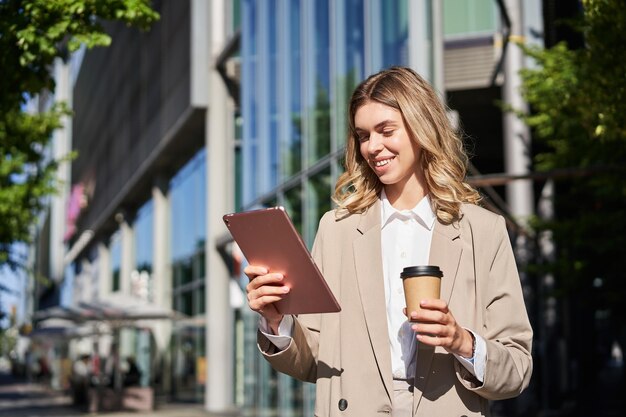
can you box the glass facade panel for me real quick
[170,325,206,402]
[306,167,332,247]
[443,0,497,37]
[335,0,365,150]
[380,0,409,68]
[284,185,303,235]
[284,0,302,178]
[171,150,206,261]
[134,199,154,301]
[267,0,280,187]
[169,148,207,402]
[242,0,258,203]
[309,0,331,165]
[110,231,121,292]
[240,1,414,415]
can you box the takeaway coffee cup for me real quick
[401,265,443,321]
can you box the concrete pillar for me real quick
[118,214,135,296]
[117,214,135,362]
[431,0,445,97]
[205,0,235,411]
[97,242,111,298]
[408,0,434,82]
[503,0,534,222]
[50,59,72,283]
[151,177,172,392]
[500,3,536,414]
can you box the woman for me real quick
[245,66,533,416]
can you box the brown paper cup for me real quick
[401,265,443,321]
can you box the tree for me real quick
[0,0,159,270]
[518,0,626,407]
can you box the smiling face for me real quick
[355,101,426,207]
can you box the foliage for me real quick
[519,0,626,319]
[0,0,159,270]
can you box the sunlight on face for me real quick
[355,101,423,202]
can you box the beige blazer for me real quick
[258,200,533,416]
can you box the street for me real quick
[0,371,231,417]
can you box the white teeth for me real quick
[374,159,391,167]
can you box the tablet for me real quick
[223,207,341,314]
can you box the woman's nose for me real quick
[367,133,384,154]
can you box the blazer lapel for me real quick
[413,220,463,413]
[352,200,394,401]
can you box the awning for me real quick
[33,294,183,328]
[28,318,100,340]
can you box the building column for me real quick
[97,242,111,299]
[408,0,434,82]
[500,1,537,414]
[50,58,72,284]
[151,177,172,392]
[503,0,534,221]
[118,213,135,296]
[117,213,136,361]
[206,0,235,411]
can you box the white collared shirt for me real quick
[380,190,436,378]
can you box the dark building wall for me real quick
[447,86,504,175]
[71,0,198,238]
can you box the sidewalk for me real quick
[99,403,238,417]
[0,371,238,417]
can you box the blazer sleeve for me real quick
[455,215,533,400]
[256,212,332,383]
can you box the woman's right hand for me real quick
[244,265,289,334]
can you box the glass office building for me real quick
[240,1,411,415]
[238,0,505,415]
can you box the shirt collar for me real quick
[380,189,437,231]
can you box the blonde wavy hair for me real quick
[333,66,481,224]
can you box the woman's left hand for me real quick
[408,299,475,358]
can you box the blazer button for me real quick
[338,398,348,411]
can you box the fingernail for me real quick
[283,286,290,293]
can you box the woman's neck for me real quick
[384,181,428,210]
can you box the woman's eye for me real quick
[382,130,394,137]
[358,135,369,142]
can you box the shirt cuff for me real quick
[453,328,486,383]
[258,315,294,351]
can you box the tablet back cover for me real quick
[223,207,340,314]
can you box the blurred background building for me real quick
[19,0,621,416]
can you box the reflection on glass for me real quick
[284,185,303,235]
[110,231,121,292]
[381,0,409,68]
[134,199,154,301]
[335,0,364,150]
[242,307,260,415]
[268,0,279,187]
[242,0,258,201]
[313,86,331,161]
[170,149,206,262]
[235,114,243,211]
[279,373,304,417]
[284,0,302,177]
[307,167,332,247]
[309,0,331,165]
[170,326,206,402]
[169,148,207,402]
[197,284,206,314]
